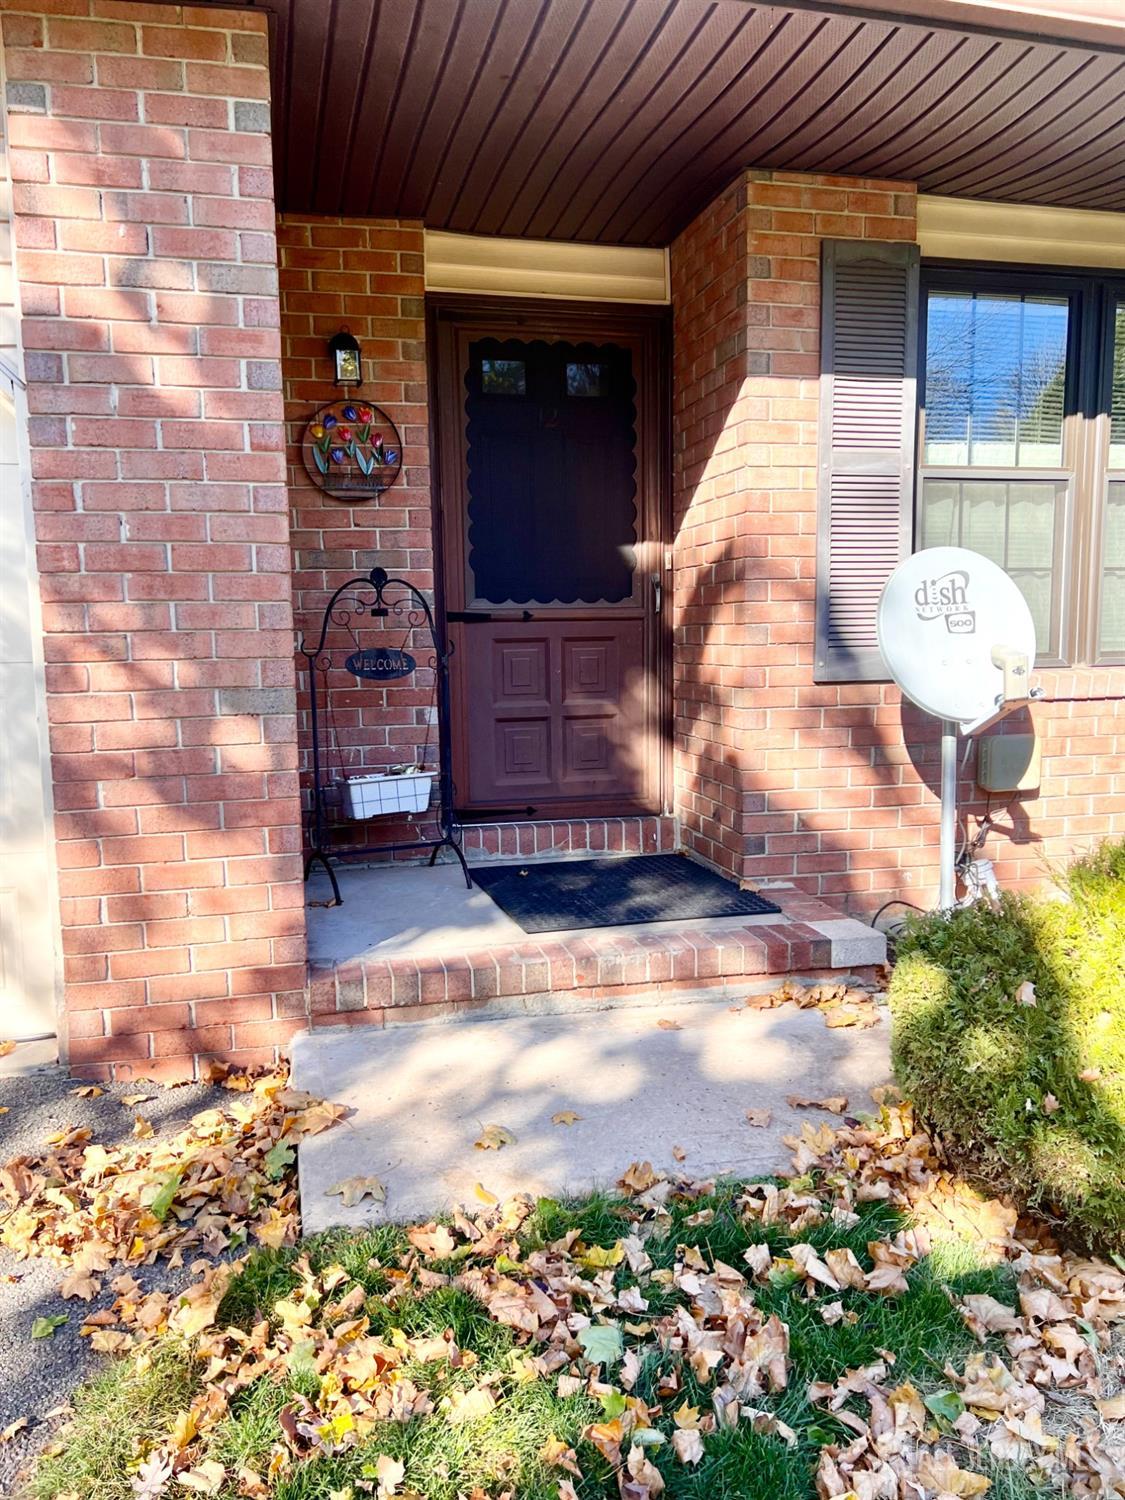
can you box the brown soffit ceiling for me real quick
[251,0,1125,244]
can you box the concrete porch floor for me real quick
[291,993,893,1231]
[304,861,823,964]
[306,862,527,962]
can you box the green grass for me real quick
[890,835,1125,1250]
[32,1342,200,1500]
[31,1180,1031,1500]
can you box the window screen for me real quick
[464,339,638,607]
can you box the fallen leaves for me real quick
[744,1107,772,1127]
[1014,979,1037,1006]
[15,1055,1125,1500]
[961,1293,1022,1337]
[786,1094,848,1114]
[551,1110,582,1126]
[618,1160,661,1195]
[747,978,881,1029]
[407,1222,457,1259]
[915,1449,991,1495]
[576,1323,624,1367]
[326,1175,387,1208]
[0,1065,350,1306]
[177,1458,226,1493]
[368,1454,405,1496]
[539,1435,582,1477]
[31,1313,67,1339]
[667,1420,702,1466]
[622,1442,665,1496]
[474,1123,516,1150]
[59,1267,101,1301]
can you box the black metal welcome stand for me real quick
[298,566,469,906]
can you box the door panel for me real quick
[435,300,668,820]
[464,620,644,807]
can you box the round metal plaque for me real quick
[300,399,403,501]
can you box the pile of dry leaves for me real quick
[747,978,883,1030]
[792,1108,1125,1500]
[0,1067,348,1305]
[17,1090,1124,1500]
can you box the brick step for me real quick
[305,881,885,1031]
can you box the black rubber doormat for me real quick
[470,854,781,933]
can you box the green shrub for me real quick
[889,837,1125,1251]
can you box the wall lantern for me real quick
[328,327,362,387]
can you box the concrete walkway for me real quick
[291,996,892,1233]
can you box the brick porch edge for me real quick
[305,889,887,1028]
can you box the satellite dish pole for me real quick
[938,718,957,911]
[876,547,1043,911]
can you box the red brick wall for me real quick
[278,216,439,852]
[671,169,1125,912]
[4,1,307,1077]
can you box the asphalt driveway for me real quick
[0,1060,223,1496]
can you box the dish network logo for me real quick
[914,569,976,635]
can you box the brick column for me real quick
[277,217,434,849]
[3,2,307,1077]
[671,171,917,896]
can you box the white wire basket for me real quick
[342,771,433,819]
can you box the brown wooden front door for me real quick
[432,299,668,820]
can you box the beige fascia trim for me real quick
[918,195,1125,270]
[424,229,670,304]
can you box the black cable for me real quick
[870,897,926,927]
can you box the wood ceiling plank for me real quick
[556,4,771,244]
[256,0,1125,239]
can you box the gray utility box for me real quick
[976,732,1040,793]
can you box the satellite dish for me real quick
[877,547,1042,910]
[877,547,1037,731]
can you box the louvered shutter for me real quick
[814,239,920,682]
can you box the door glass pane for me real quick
[1101,482,1125,653]
[923,291,1068,467]
[920,477,1065,652]
[480,359,526,396]
[465,339,637,606]
[566,362,610,397]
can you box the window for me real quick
[565,361,610,397]
[919,270,1125,665]
[923,292,1067,467]
[1102,302,1125,654]
[480,358,526,396]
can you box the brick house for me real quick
[2,0,1124,1077]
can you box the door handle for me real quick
[651,572,662,615]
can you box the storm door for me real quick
[432,302,667,818]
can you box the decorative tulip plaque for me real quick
[300,399,403,500]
